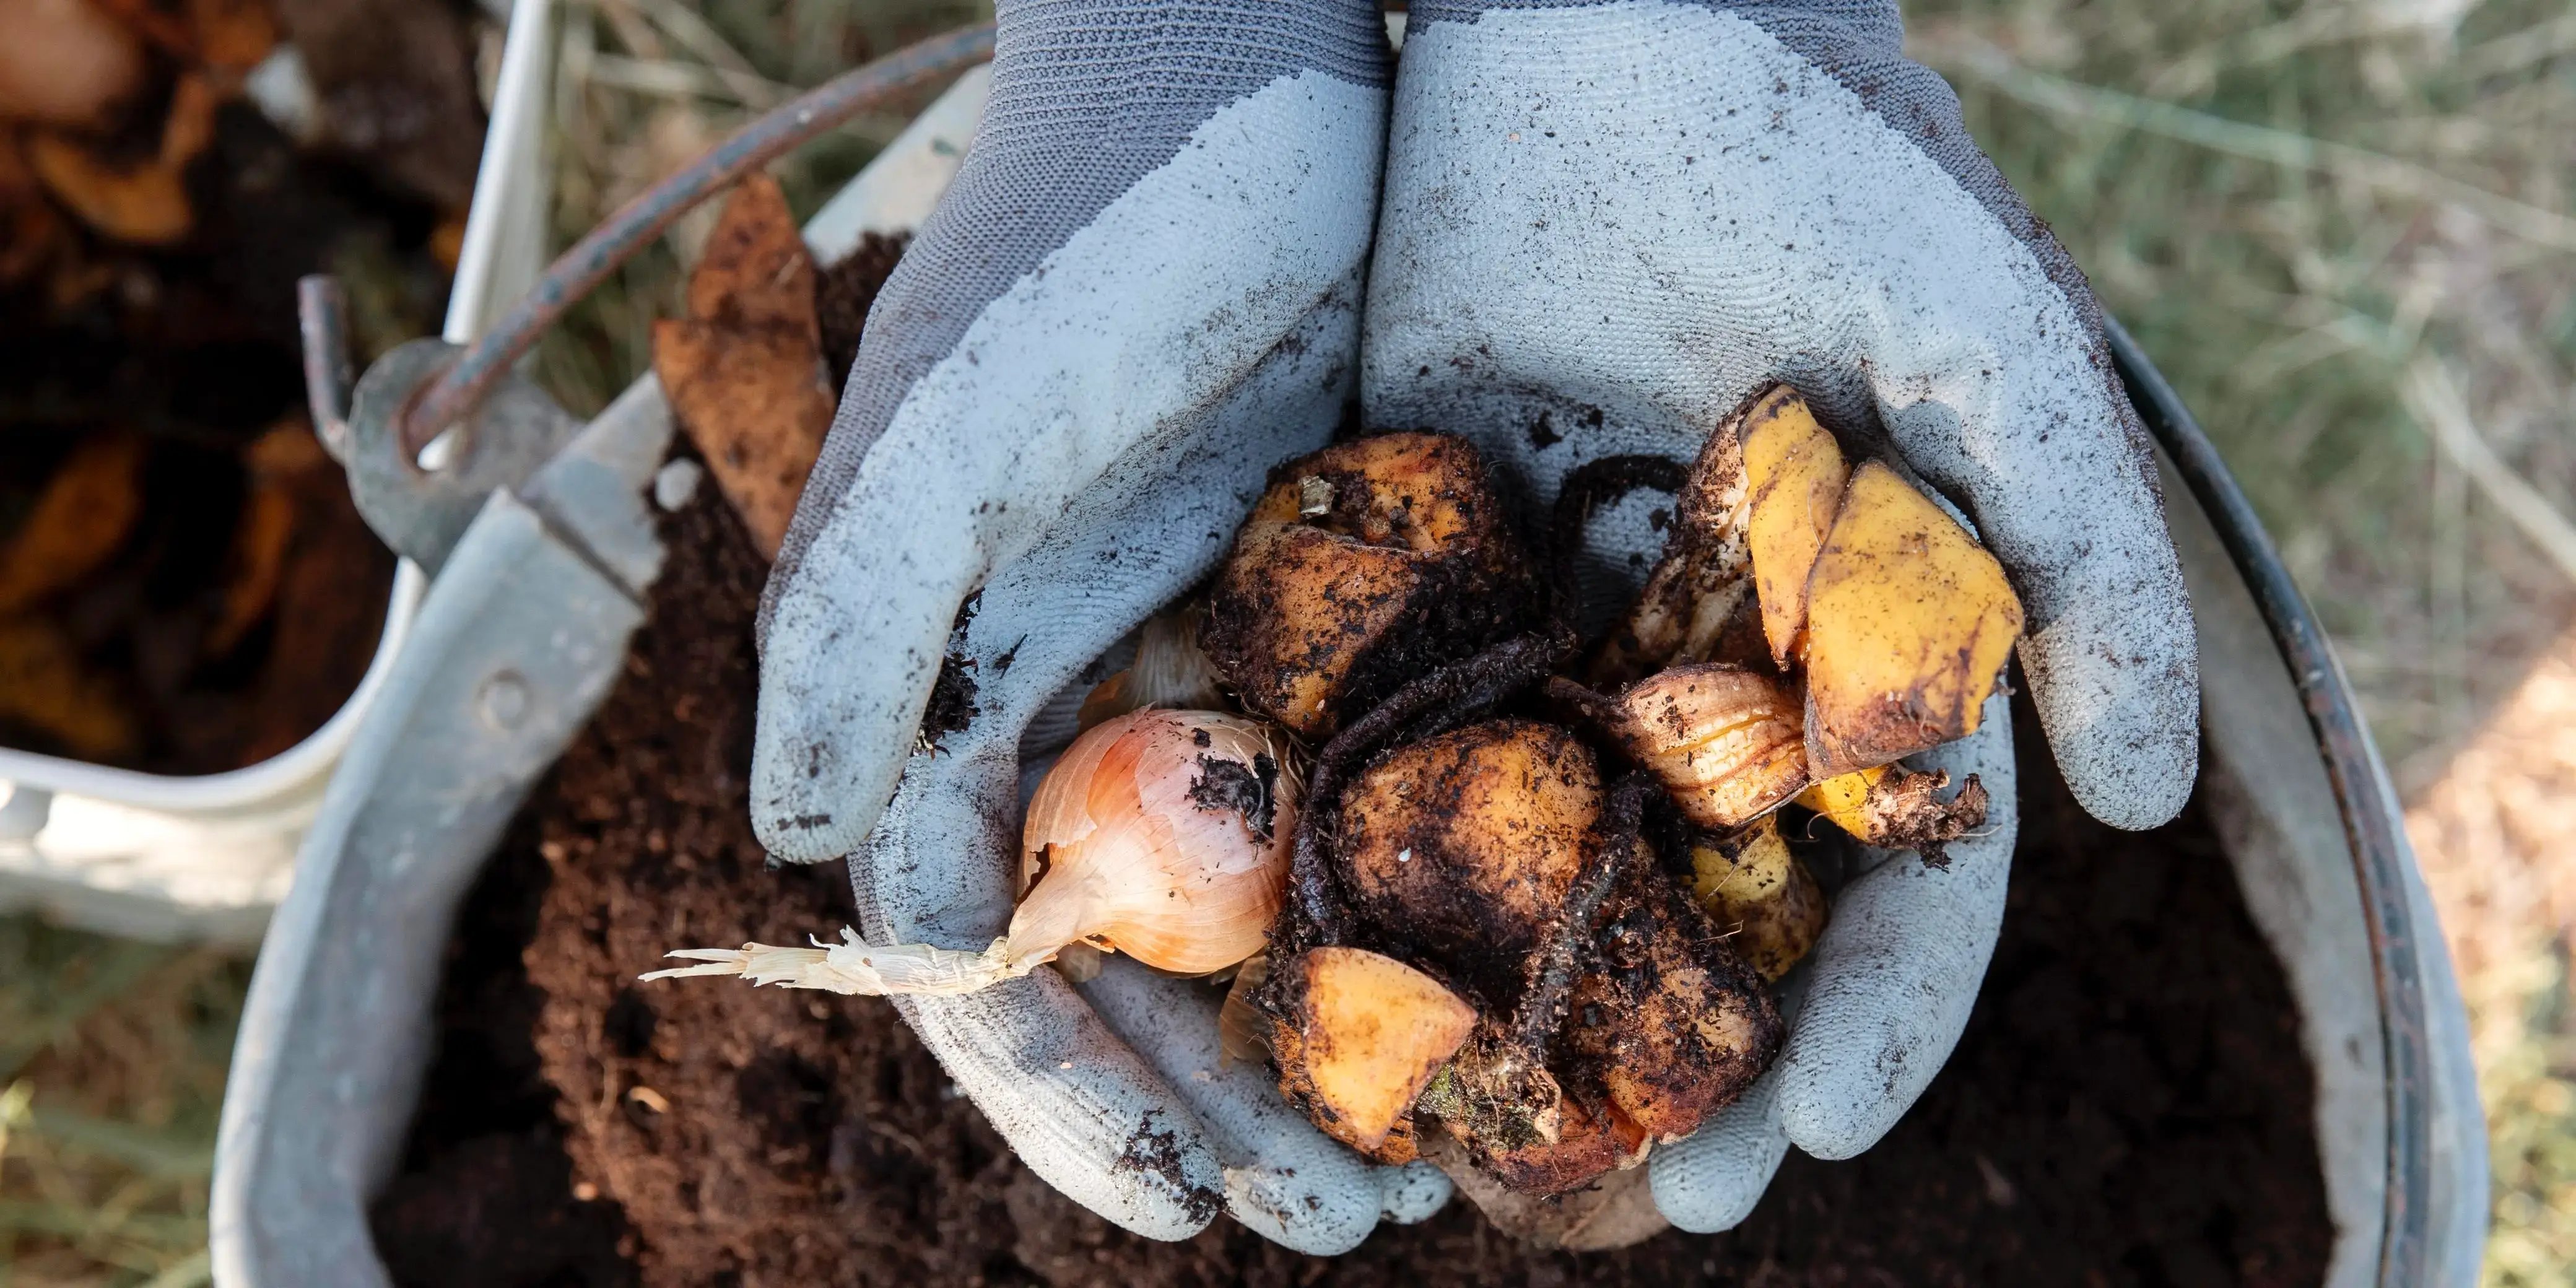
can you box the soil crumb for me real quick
[378,484,2332,1287]
[816,230,907,392]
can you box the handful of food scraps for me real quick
[652,383,2021,1214]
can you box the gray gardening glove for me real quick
[746,0,1443,1255]
[1366,0,2196,1232]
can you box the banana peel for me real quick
[1603,385,2022,785]
[1794,764,1990,866]
[1740,386,1847,671]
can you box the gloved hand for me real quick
[748,0,1440,1255]
[1364,0,2197,1232]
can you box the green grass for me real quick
[12,0,2576,1282]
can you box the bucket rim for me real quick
[2107,316,2432,1288]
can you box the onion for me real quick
[647,709,1296,995]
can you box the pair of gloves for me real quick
[748,0,2200,1254]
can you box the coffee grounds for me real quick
[373,473,2332,1287]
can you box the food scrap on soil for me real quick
[0,0,468,773]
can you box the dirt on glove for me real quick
[372,466,2332,1286]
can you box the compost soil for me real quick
[376,484,2333,1287]
[814,230,907,393]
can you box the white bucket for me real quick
[0,0,557,946]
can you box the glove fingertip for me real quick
[2071,725,2198,832]
[1770,860,1995,1161]
[1378,1160,1453,1225]
[1649,1079,1790,1233]
[750,694,892,862]
[1226,1164,1380,1255]
[2014,533,2200,833]
[1775,1083,1900,1162]
[1079,957,1386,1254]
[750,529,975,863]
[907,980,1228,1242]
[2024,657,2198,832]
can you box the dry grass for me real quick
[0,920,245,1287]
[2409,630,2576,1286]
[529,0,986,416]
[1910,0,2576,783]
[10,0,2576,1283]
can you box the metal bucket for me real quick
[2115,321,2486,1285]
[207,23,2486,1286]
[207,54,991,1288]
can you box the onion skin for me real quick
[1015,708,1295,976]
[646,710,1295,996]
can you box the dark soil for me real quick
[375,478,2333,1287]
[376,228,2325,1288]
[815,230,908,392]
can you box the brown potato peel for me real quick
[1205,434,1538,739]
[651,175,836,560]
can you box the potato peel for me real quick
[1425,1033,1640,1194]
[1336,719,1600,1011]
[1561,855,1783,1139]
[1739,386,1848,669]
[1206,434,1536,739]
[1800,460,2023,778]
[1317,718,1782,1191]
[1269,946,1477,1160]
